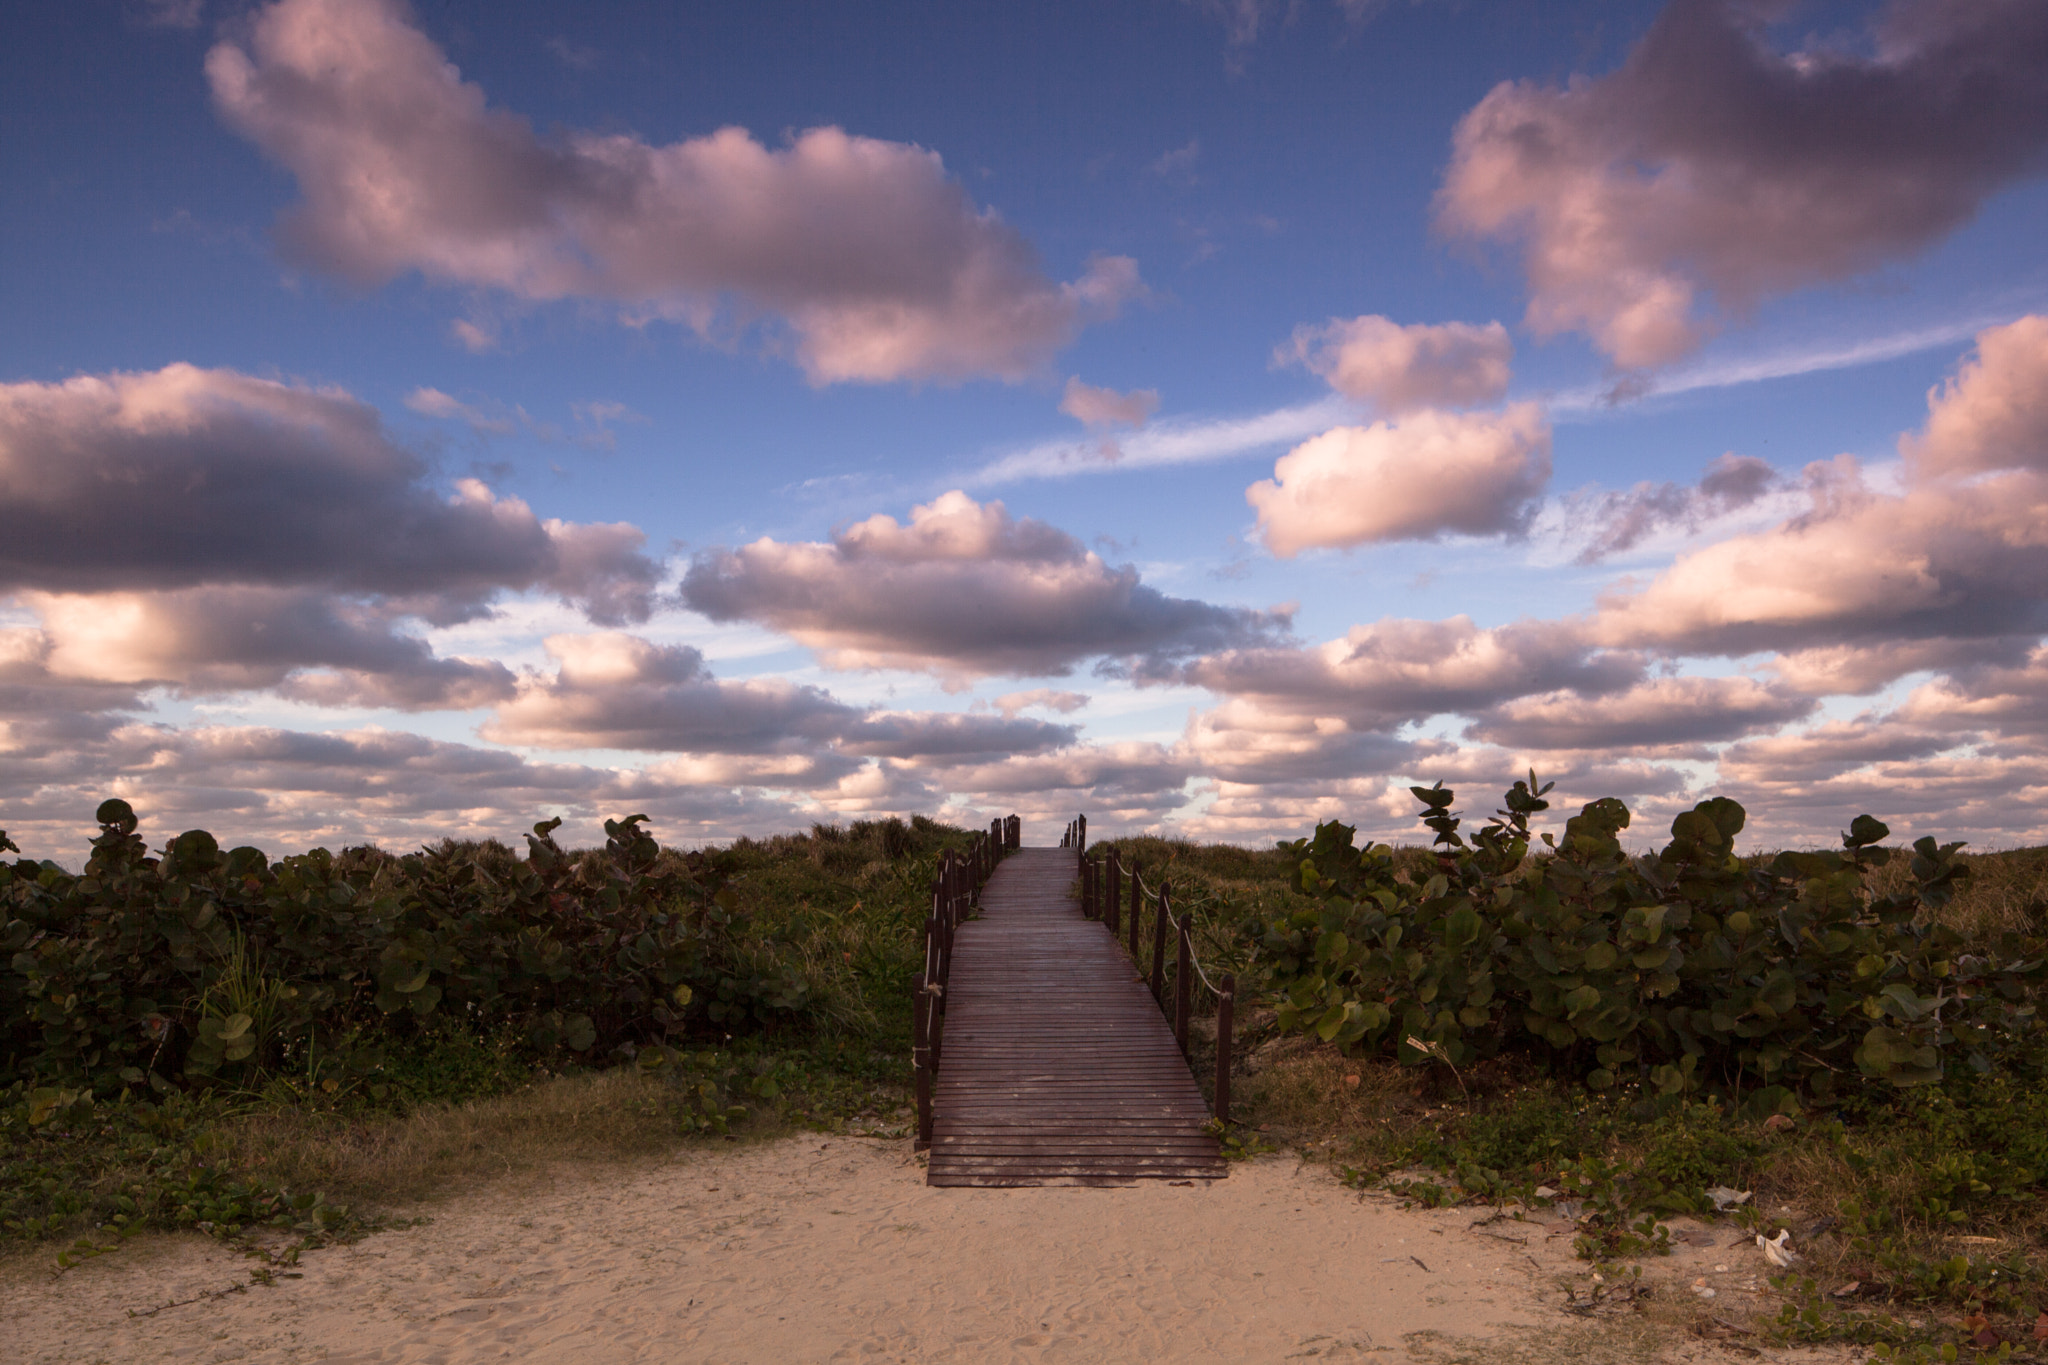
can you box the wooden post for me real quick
[1078,813,1087,853]
[1215,973,1235,1125]
[1149,877,1170,1001]
[1174,901,1192,1055]
[1106,849,1120,936]
[1083,857,1095,919]
[934,885,952,1003]
[1127,859,1142,958]
[912,970,933,1151]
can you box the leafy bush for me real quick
[1,802,842,1095]
[1256,779,2047,1100]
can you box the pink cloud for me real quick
[680,490,1290,679]
[1467,675,1813,751]
[1903,315,2048,478]
[208,0,1138,384]
[991,688,1091,718]
[1592,464,2048,659]
[1590,326,2048,664]
[482,632,1079,764]
[1060,377,1159,428]
[1276,315,1511,414]
[1900,645,2048,740]
[1187,615,1638,729]
[26,586,515,711]
[1247,403,1551,554]
[1438,0,2048,367]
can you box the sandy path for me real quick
[5,1138,1822,1364]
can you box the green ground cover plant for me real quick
[2,805,962,1263]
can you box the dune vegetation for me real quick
[7,788,2047,1357]
[1098,783,2048,1361]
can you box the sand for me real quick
[4,1139,1842,1364]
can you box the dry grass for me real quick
[1866,844,2048,938]
[213,1070,717,1215]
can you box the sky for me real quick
[4,0,2048,860]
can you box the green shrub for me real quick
[1,804,837,1094]
[1255,779,2046,1100]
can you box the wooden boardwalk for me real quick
[926,847,1228,1187]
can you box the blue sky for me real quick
[4,0,2047,858]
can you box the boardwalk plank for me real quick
[924,846,1227,1188]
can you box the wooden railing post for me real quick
[934,883,952,1003]
[1105,848,1120,936]
[1174,903,1192,1055]
[924,913,945,1069]
[912,970,933,1151]
[1083,856,1096,919]
[1149,878,1170,1002]
[1215,973,1235,1125]
[1127,859,1142,958]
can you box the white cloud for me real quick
[1247,403,1552,554]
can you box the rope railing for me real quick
[1074,826,1238,1126]
[912,814,1021,1152]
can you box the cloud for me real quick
[545,36,599,71]
[841,711,1079,763]
[1182,696,1421,785]
[1711,713,2048,848]
[449,319,497,353]
[1147,139,1202,181]
[1184,0,1278,66]
[1466,674,1813,751]
[404,386,516,434]
[1438,0,2048,367]
[1593,468,2048,659]
[0,719,829,859]
[930,741,1191,806]
[1546,310,2030,415]
[1590,324,2048,664]
[990,688,1090,718]
[1564,451,1778,562]
[207,0,1139,384]
[680,491,1292,679]
[1276,316,1512,414]
[0,364,660,622]
[483,633,863,754]
[975,396,1348,484]
[1900,644,2048,740]
[1247,402,1551,554]
[1768,637,2027,697]
[1187,615,1639,729]
[26,587,516,711]
[137,0,205,28]
[1903,314,2048,477]
[482,632,1079,765]
[0,629,148,750]
[1060,377,1159,429]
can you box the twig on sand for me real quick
[127,1280,250,1318]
